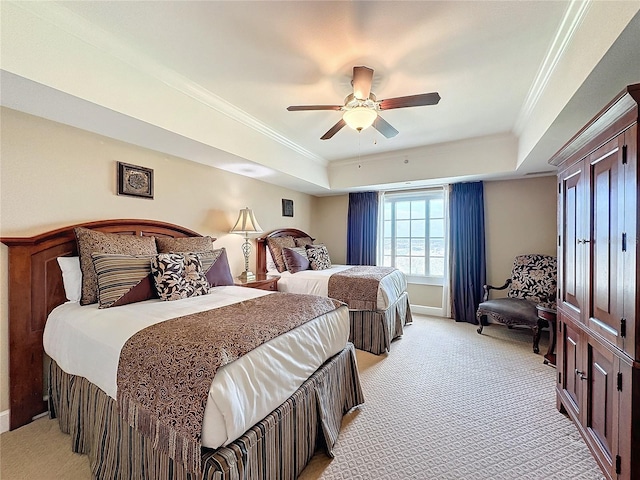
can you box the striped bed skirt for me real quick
[48,343,364,480]
[349,291,413,355]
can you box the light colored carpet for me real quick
[0,315,604,480]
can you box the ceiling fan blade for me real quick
[373,116,399,138]
[321,119,346,140]
[352,66,374,100]
[379,92,441,110]
[287,105,343,111]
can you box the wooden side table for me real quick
[234,273,280,291]
[536,304,557,366]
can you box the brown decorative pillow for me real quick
[92,254,156,308]
[156,236,215,253]
[294,236,314,247]
[305,244,332,270]
[282,247,310,273]
[266,236,296,273]
[198,248,234,286]
[75,227,157,305]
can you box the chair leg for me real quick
[532,324,541,354]
[476,313,484,334]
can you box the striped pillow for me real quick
[91,254,156,308]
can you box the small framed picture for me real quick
[117,162,154,199]
[282,199,294,217]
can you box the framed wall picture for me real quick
[117,162,154,199]
[282,199,294,217]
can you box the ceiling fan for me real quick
[287,66,441,140]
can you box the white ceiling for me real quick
[1,1,639,195]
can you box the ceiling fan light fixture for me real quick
[343,107,377,132]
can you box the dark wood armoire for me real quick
[549,83,640,480]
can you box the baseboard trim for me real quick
[0,409,9,434]
[410,305,444,317]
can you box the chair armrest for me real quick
[482,279,511,302]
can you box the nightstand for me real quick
[234,273,280,291]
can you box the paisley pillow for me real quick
[294,236,314,247]
[266,236,296,273]
[156,236,215,253]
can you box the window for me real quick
[380,188,447,285]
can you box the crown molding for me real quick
[514,0,591,134]
[10,1,327,166]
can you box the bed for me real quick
[257,228,413,355]
[1,219,364,480]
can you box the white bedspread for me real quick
[276,265,407,310]
[43,286,349,449]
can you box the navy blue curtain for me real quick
[450,182,486,323]
[347,191,378,265]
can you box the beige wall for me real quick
[483,176,558,297]
[0,107,315,413]
[310,195,349,264]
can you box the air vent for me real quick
[525,170,556,176]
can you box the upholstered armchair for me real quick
[476,254,557,353]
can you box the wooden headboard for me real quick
[256,228,314,275]
[1,219,203,430]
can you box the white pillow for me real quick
[57,256,82,302]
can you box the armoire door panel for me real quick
[588,137,623,349]
[562,319,582,415]
[587,345,614,460]
[560,165,585,317]
[585,340,619,477]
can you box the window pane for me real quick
[384,238,392,255]
[430,258,445,276]
[411,201,425,219]
[430,199,444,218]
[411,220,425,237]
[430,219,444,237]
[384,202,392,219]
[396,256,410,274]
[384,220,392,237]
[411,257,425,275]
[383,256,392,267]
[411,238,425,255]
[396,238,410,255]
[397,220,410,237]
[430,238,444,256]
[396,201,411,219]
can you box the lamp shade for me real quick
[343,107,377,132]
[230,207,263,234]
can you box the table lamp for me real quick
[229,207,263,281]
